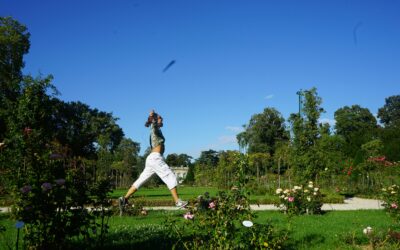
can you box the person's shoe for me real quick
[118,197,128,216]
[175,199,188,209]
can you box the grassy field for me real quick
[1,210,398,249]
[0,186,344,207]
[110,186,344,206]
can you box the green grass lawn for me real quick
[110,186,344,206]
[2,210,398,250]
[0,186,344,207]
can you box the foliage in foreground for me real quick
[167,153,288,249]
[382,184,400,222]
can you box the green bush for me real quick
[382,184,400,223]
[167,153,288,249]
[275,181,323,215]
[12,131,113,249]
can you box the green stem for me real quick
[16,228,20,250]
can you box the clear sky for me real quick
[1,0,399,159]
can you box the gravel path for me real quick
[0,198,384,213]
[142,197,385,211]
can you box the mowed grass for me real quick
[106,210,396,250]
[1,210,396,250]
[111,186,219,201]
[0,186,344,207]
[255,210,398,250]
[110,186,344,205]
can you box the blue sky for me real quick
[1,0,399,158]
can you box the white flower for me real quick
[307,197,311,202]
[276,188,283,194]
[242,220,253,227]
[294,186,301,190]
[363,226,373,235]
[283,189,290,194]
[304,189,309,193]
[382,188,387,192]
[391,191,397,194]
[314,187,319,192]
[308,184,313,188]
[284,197,288,200]
[313,192,317,196]
[280,195,285,199]
[324,168,328,171]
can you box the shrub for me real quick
[167,153,288,249]
[12,131,113,249]
[382,184,400,222]
[275,181,323,215]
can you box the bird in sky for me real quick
[162,60,176,73]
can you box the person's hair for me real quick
[145,113,158,127]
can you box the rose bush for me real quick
[167,153,288,249]
[381,184,400,222]
[11,128,113,249]
[275,181,323,215]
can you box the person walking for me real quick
[119,110,187,214]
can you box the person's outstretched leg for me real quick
[170,187,188,208]
[119,163,154,215]
[124,185,138,200]
[147,153,187,208]
[170,187,179,203]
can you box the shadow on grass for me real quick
[285,233,326,250]
[71,225,177,250]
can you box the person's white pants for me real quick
[132,152,178,190]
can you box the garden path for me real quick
[0,197,384,213]
[143,197,384,211]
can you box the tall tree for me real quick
[0,17,31,140]
[237,107,289,155]
[334,105,377,157]
[377,95,400,161]
[195,149,220,167]
[111,138,140,187]
[378,95,400,127]
[288,87,326,180]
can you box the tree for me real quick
[248,152,271,183]
[195,149,219,167]
[0,17,31,140]
[237,107,289,155]
[111,138,140,188]
[193,150,220,186]
[377,95,400,161]
[288,87,326,180]
[378,95,400,127]
[50,100,123,159]
[334,105,377,157]
[166,153,179,166]
[0,17,30,97]
[215,150,242,188]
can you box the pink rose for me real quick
[391,203,398,209]
[208,201,216,209]
[183,212,194,220]
[288,197,294,202]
